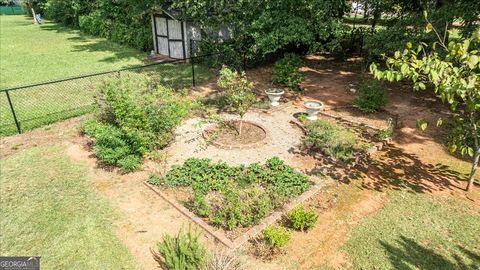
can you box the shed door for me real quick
[155,17,169,56]
[167,19,185,59]
[154,16,186,59]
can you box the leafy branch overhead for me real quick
[370,22,480,191]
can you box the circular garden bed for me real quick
[202,120,267,149]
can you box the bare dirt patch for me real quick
[203,120,267,148]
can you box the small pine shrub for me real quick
[272,53,305,91]
[288,205,318,231]
[303,119,360,161]
[263,225,291,248]
[153,226,207,270]
[352,80,387,113]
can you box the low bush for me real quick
[272,53,305,91]
[153,226,207,270]
[161,157,310,230]
[303,119,362,161]
[288,205,318,231]
[352,80,387,113]
[83,120,142,172]
[262,225,291,248]
[84,76,190,171]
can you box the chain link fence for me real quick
[1,54,219,136]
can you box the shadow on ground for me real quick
[353,145,469,193]
[381,236,480,270]
[39,23,145,64]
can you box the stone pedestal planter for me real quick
[265,88,285,107]
[304,101,323,121]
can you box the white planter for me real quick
[265,89,285,107]
[304,101,323,121]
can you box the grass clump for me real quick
[159,157,311,230]
[288,205,318,231]
[83,76,190,172]
[303,119,362,161]
[352,79,387,113]
[263,225,291,248]
[272,53,305,91]
[153,226,207,270]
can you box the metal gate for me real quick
[153,16,186,59]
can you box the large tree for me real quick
[172,0,348,57]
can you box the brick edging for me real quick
[143,182,235,248]
[143,179,325,250]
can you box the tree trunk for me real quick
[239,119,244,136]
[467,113,479,192]
[467,148,480,191]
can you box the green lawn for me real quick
[0,144,136,269]
[0,15,214,136]
[0,15,145,88]
[342,191,480,269]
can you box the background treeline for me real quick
[23,0,479,62]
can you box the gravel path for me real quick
[163,103,317,170]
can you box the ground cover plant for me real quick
[83,76,190,171]
[154,157,311,231]
[0,145,136,269]
[352,79,387,113]
[303,119,366,162]
[272,53,305,91]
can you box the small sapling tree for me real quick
[370,15,480,191]
[217,67,256,135]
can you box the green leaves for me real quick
[163,157,310,230]
[218,67,256,119]
[416,119,428,131]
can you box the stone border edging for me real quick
[143,179,325,250]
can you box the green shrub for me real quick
[303,120,360,161]
[154,226,207,270]
[84,76,190,171]
[83,120,142,172]
[263,225,291,248]
[163,157,310,230]
[272,53,305,91]
[352,80,387,113]
[288,205,318,231]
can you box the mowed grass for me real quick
[0,145,136,269]
[0,15,214,136]
[342,191,480,269]
[0,15,145,87]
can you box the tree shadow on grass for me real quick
[381,236,480,270]
[352,145,470,193]
[39,23,146,64]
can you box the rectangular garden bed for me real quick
[145,157,324,249]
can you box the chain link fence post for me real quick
[190,39,196,87]
[5,90,21,134]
